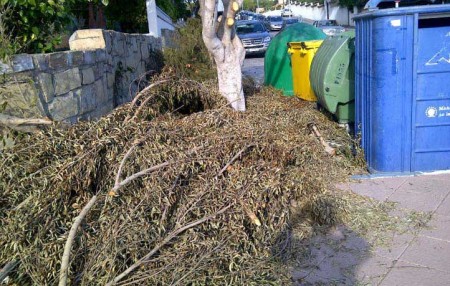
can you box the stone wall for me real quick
[0,29,163,123]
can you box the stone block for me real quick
[87,99,114,119]
[48,92,79,121]
[94,63,105,80]
[54,68,82,95]
[11,54,34,72]
[96,49,106,62]
[149,37,163,50]
[106,72,115,90]
[127,37,138,53]
[126,55,140,70]
[104,64,113,74]
[70,51,84,66]
[0,61,12,74]
[32,54,49,70]
[49,52,68,70]
[103,31,113,54]
[69,29,106,51]
[94,79,109,103]
[107,55,113,66]
[37,73,55,102]
[137,61,146,75]
[83,50,97,65]
[140,43,150,59]
[0,78,44,118]
[112,40,125,56]
[78,85,97,114]
[81,68,95,85]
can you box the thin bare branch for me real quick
[0,114,53,126]
[105,204,233,286]
[216,144,255,178]
[0,260,19,282]
[59,195,98,286]
[114,145,137,188]
[111,161,172,193]
[129,79,170,108]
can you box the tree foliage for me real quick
[156,0,189,21]
[338,0,367,8]
[164,18,216,81]
[102,0,148,33]
[1,0,74,54]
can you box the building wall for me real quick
[265,3,356,26]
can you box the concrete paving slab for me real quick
[436,194,450,217]
[399,235,450,272]
[355,254,394,286]
[420,214,450,242]
[340,229,371,253]
[346,177,407,202]
[395,175,450,195]
[374,232,416,260]
[387,185,449,212]
[380,260,450,286]
[417,173,450,182]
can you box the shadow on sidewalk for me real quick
[272,209,373,285]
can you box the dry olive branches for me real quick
[1,74,366,285]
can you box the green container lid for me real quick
[264,23,326,96]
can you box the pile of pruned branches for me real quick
[0,72,365,285]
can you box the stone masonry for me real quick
[0,29,163,123]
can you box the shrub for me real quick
[0,0,74,54]
[163,18,216,81]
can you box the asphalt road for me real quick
[242,55,265,85]
[241,31,278,85]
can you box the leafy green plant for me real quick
[103,0,148,33]
[156,0,189,21]
[0,6,16,60]
[1,0,74,54]
[163,18,216,81]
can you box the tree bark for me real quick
[88,2,96,29]
[200,0,246,111]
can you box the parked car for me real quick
[253,13,266,22]
[282,17,300,29]
[281,8,293,17]
[236,20,272,56]
[312,19,346,36]
[265,16,284,31]
[237,11,255,21]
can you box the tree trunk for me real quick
[216,52,245,111]
[97,6,106,29]
[88,2,96,28]
[200,0,246,111]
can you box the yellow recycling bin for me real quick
[287,40,323,101]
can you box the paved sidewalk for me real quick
[291,173,450,286]
[343,173,450,285]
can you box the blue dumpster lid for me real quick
[354,4,450,19]
[364,0,439,10]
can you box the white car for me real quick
[281,8,293,17]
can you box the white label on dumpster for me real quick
[390,19,401,27]
[425,106,450,118]
[426,106,438,118]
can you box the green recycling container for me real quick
[310,31,355,123]
[264,23,326,96]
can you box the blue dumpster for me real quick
[354,5,450,173]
